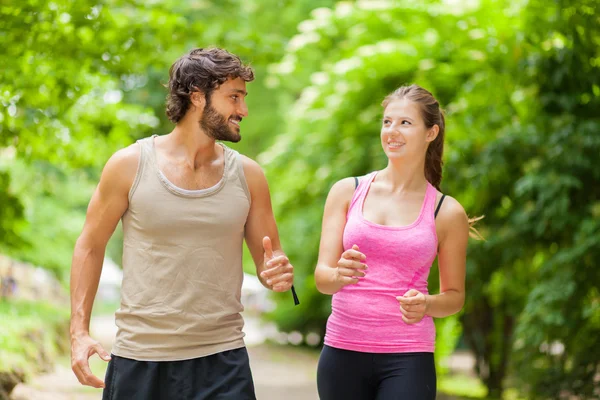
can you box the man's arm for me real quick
[70,144,139,388]
[241,156,293,292]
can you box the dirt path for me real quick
[11,314,319,400]
[10,314,474,399]
[11,345,319,400]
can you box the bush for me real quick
[0,300,69,396]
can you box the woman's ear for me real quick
[426,124,440,143]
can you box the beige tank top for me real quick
[112,135,251,361]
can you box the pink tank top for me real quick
[324,171,438,353]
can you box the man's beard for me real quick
[200,99,241,143]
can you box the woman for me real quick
[315,84,477,399]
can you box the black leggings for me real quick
[317,345,436,400]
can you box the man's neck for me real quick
[163,121,220,168]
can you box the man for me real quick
[70,48,295,399]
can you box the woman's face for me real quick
[380,98,438,162]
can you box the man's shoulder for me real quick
[238,154,265,178]
[236,155,269,199]
[238,154,260,168]
[106,142,141,171]
[100,142,142,191]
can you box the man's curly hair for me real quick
[165,48,254,123]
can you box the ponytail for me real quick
[383,84,484,240]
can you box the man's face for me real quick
[200,78,249,143]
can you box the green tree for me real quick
[447,0,600,397]
[504,0,600,397]
[0,0,173,276]
[260,0,519,387]
[0,0,336,276]
[0,170,23,249]
[261,0,600,398]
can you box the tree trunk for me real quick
[462,301,514,399]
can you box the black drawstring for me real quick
[291,285,300,305]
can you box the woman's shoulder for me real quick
[330,172,374,193]
[326,173,371,207]
[435,192,466,218]
[329,177,356,196]
[435,193,469,238]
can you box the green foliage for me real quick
[0,0,162,166]
[261,0,600,398]
[0,168,24,249]
[0,158,95,280]
[261,0,520,384]
[0,0,336,277]
[448,0,600,397]
[0,1,597,398]
[438,374,488,399]
[502,1,600,397]
[0,300,69,377]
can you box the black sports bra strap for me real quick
[435,194,446,218]
[354,176,358,189]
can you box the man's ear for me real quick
[426,124,440,143]
[190,88,206,110]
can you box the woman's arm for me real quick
[398,196,469,323]
[315,178,367,295]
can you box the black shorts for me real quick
[102,347,256,400]
[317,345,436,400]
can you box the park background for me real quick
[1,0,599,399]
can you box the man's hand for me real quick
[260,236,294,292]
[71,334,111,388]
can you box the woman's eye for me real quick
[401,120,411,125]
